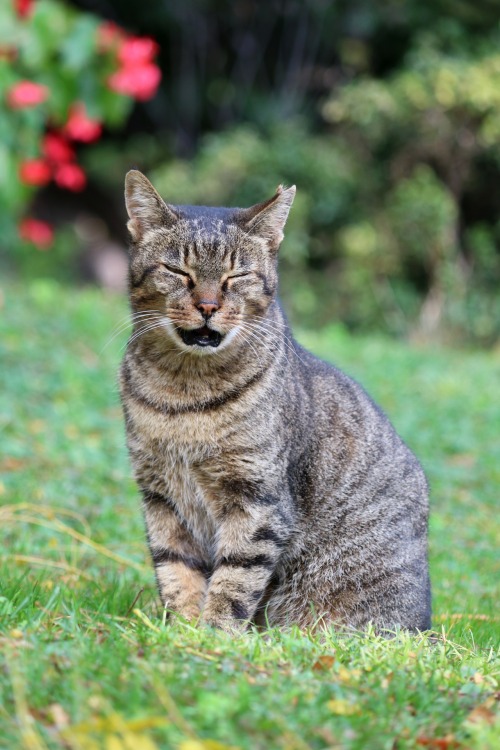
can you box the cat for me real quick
[120,169,431,633]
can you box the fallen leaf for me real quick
[313,654,336,671]
[28,419,45,434]
[119,732,159,750]
[327,699,361,715]
[0,457,24,472]
[337,666,361,684]
[472,672,484,685]
[466,703,497,725]
[49,703,70,729]
[446,453,475,468]
[381,671,394,690]
[179,742,238,750]
[416,735,459,749]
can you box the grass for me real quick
[0,278,499,750]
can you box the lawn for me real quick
[0,279,499,750]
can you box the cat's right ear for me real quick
[125,170,178,242]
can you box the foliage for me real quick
[322,36,500,343]
[1,282,499,748]
[0,0,160,257]
[68,0,500,149]
[150,31,500,343]
[3,0,500,344]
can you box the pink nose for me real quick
[197,300,219,317]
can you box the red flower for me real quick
[14,0,35,19]
[42,132,75,164]
[108,63,161,101]
[7,81,48,109]
[54,163,87,192]
[117,36,159,67]
[63,103,102,143]
[19,218,54,249]
[97,21,124,52]
[19,159,51,186]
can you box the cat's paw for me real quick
[201,613,247,634]
[202,591,250,633]
[161,602,202,624]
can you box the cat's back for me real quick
[287,340,428,522]
[269,340,431,630]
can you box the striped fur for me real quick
[119,170,431,632]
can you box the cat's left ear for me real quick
[239,185,296,250]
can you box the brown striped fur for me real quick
[119,169,431,633]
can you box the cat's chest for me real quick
[159,441,217,548]
[126,412,220,551]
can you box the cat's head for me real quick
[124,169,295,354]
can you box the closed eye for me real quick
[161,263,195,288]
[221,271,251,292]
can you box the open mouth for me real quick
[179,325,223,348]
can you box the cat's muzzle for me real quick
[179,325,223,348]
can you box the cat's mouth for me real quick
[178,325,223,348]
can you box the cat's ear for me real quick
[125,169,178,241]
[239,184,296,250]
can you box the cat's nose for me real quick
[197,300,219,318]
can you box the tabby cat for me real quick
[120,169,431,632]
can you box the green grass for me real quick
[1,279,499,750]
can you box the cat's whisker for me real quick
[248,313,295,341]
[235,328,281,369]
[248,322,305,365]
[117,309,165,332]
[237,319,306,365]
[101,311,164,353]
[120,313,163,337]
[131,318,166,336]
[234,328,266,370]
[125,320,168,350]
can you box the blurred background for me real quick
[2,0,500,345]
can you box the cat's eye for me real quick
[221,272,250,292]
[161,263,195,289]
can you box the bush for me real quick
[321,36,500,343]
[4,2,500,345]
[150,31,500,345]
[0,0,161,265]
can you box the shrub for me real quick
[150,35,500,344]
[0,0,161,263]
[321,37,500,343]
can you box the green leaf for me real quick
[60,16,99,71]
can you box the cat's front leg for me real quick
[142,490,210,621]
[202,496,291,632]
